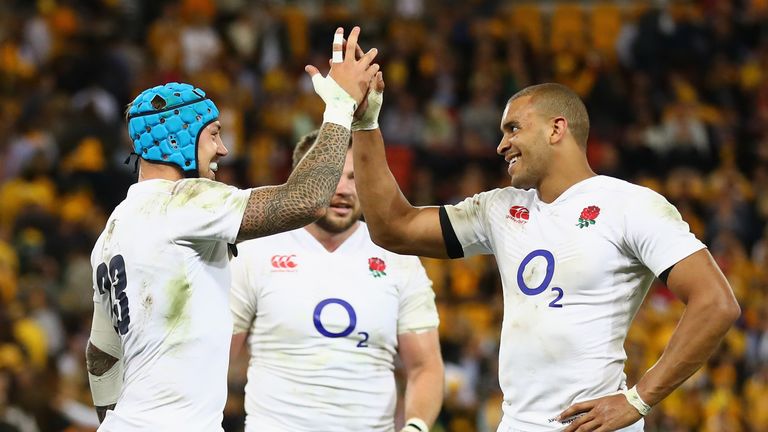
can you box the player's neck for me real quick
[305,222,360,252]
[138,161,184,182]
[537,157,596,203]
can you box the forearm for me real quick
[352,129,414,244]
[96,404,117,423]
[403,365,444,427]
[86,341,122,423]
[238,123,350,240]
[636,298,738,405]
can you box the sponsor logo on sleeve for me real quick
[506,205,530,224]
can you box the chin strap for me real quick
[123,152,140,173]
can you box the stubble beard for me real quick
[315,210,361,234]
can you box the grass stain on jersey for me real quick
[165,274,191,329]
[170,179,225,211]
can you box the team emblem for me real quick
[368,257,387,278]
[576,206,600,228]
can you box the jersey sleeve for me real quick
[396,255,440,334]
[442,191,496,257]
[229,249,259,334]
[624,188,706,277]
[168,179,251,244]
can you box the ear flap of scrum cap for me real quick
[127,82,219,176]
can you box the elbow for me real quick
[722,296,742,325]
[706,294,741,329]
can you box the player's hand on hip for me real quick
[559,393,642,432]
[304,26,379,105]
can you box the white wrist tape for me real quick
[88,359,123,406]
[311,74,356,130]
[401,417,429,432]
[352,88,383,131]
[622,386,651,416]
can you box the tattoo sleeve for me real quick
[86,341,119,376]
[96,404,116,423]
[237,123,350,241]
[87,342,120,423]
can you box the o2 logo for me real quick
[517,249,564,308]
[96,255,131,334]
[312,298,369,347]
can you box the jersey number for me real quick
[313,298,368,347]
[96,255,131,335]
[517,249,564,308]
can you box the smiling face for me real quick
[314,150,362,234]
[196,121,228,180]
[497,96,553,190]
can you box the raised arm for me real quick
[237,26,379,241]
[352,74,450,258]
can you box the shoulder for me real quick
[589,176,682,226]
[448,186,536,212]
[468,186,535,205]
[172,178,240,196]
[169,178,248,209]
[590,175,655,196]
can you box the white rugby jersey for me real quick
[230,222,439,432]
[443,175,705,432]
[90,178,250,431]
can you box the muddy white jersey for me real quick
[443,175,705,432]
[90,178,250,431]
[230,222,439,432]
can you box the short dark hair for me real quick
[508,83,590,148]
[292,130,352,169]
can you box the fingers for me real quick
[364,63,381,82]
[304,64,320,77]
[356,43,365,61]
[373,71,385,92]
[559,402,589,421]
[344,26,361,61]
[357,47,379,69]
[332,27,344,64]
[564,413,592,432]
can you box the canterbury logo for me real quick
[506,205,529,224]
[271,255,297,270]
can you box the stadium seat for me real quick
[550,3,586,54]
[510,4,544,52]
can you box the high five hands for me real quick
[304,26,379,108]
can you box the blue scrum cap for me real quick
[126,82,219,176]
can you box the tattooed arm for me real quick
[236,26,379,241]
[86,341,120,422]
[236,123,350,241]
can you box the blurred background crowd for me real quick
[0,0,767,430]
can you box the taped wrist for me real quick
[622,385,651,416]
[89,359,124,407]
[352,90,383,131]
[311,74,356,130]
[401,417,429,432]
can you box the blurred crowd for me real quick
[1,0,767,431]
